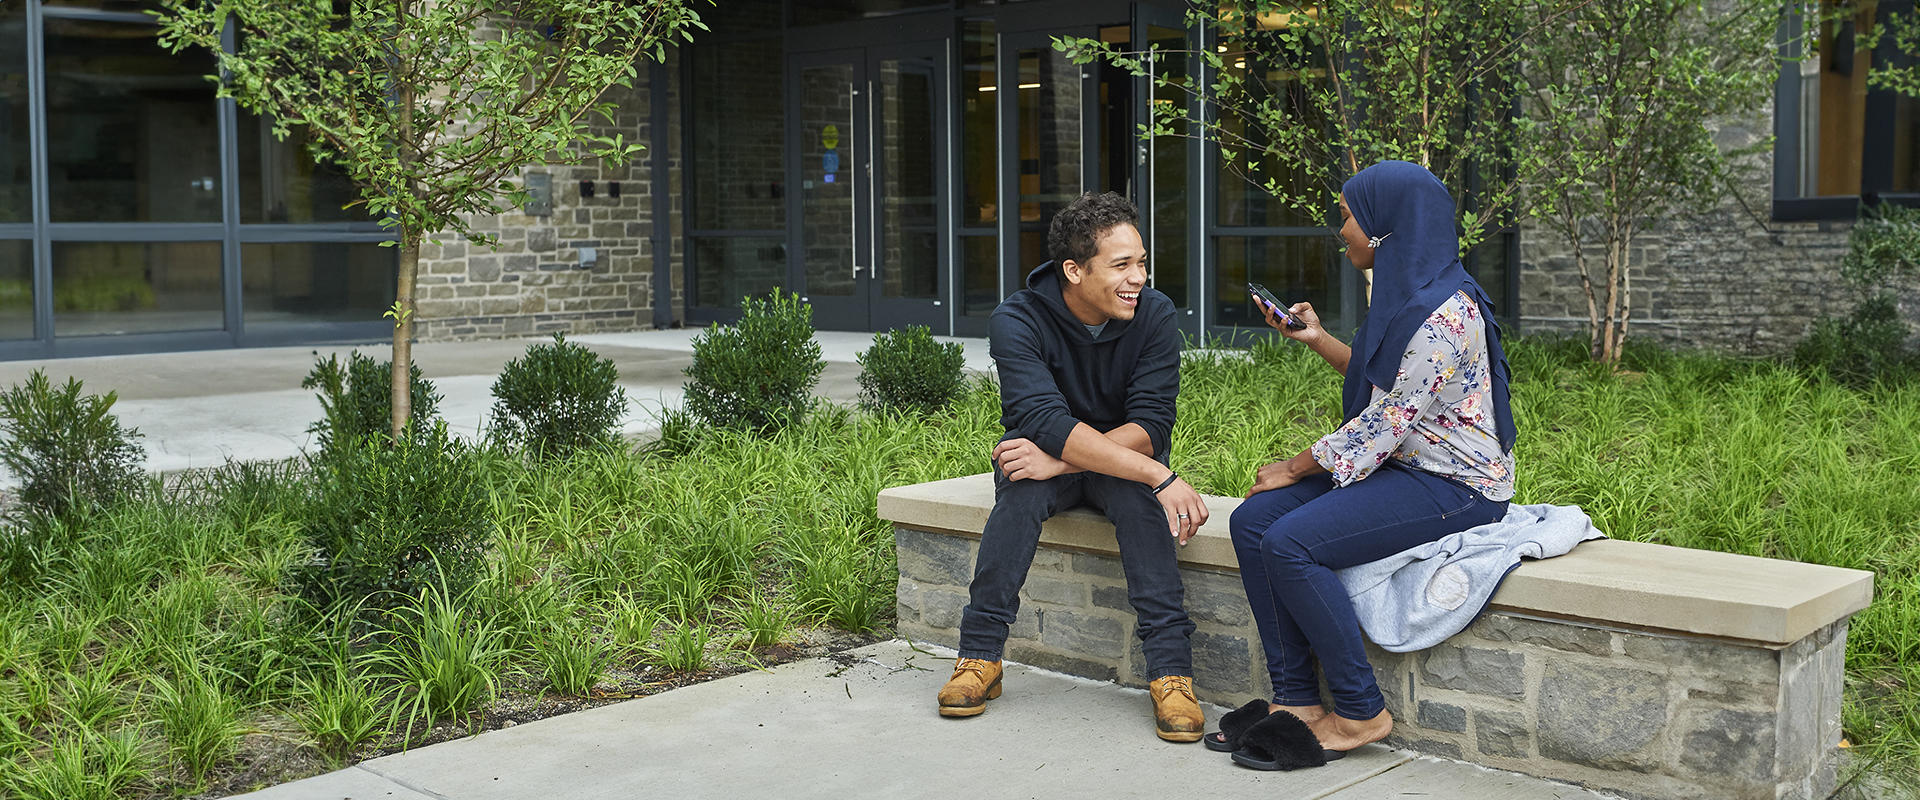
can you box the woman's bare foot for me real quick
[1308,709,1393,752]
[1269,703,1328,724]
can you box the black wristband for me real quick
[1151,471,1179,494]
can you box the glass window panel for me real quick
[41,1,162,10]
[690,40,785,232]
[1148,25,1189,307]
[799,63,856,300]
[1215,35,1326,228]
[1895,93,1918,193]
[878,57,939,301]
[237,114,368,224]
[1468,233,1513,321]
[54,242,222,336]
[793,0,948,26]
[1093,26,1132,195]
[0,3,28,223]
[0,241,32,340]
[1214,235,1342,333]
[1017,45,1082,247]
[959,234,998,318]
[704,0,782,36]
[1796,0,1872,196]
[45,19,221,223]
[241,242,395,327]
[960,20,996,227]
[691,236,786,310]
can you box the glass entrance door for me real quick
[982,22,1199,336]
[789,44,947,332]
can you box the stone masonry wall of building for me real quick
[413,50,685,341]
[1514,107,1864,356]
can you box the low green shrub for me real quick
[0,371,146,522]
[1793,294,1918,385]
[1839,203,1920,288]
[682,291,824,433]
[301,351,443,458]
[489,334,629,461]
[857,325,966,416]
[1797,203,1920,386]
[293,422,491,615]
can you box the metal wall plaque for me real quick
[523,172,553,216]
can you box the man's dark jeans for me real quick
[957,468,1195,679]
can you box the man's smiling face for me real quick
[1061,222,1148,326]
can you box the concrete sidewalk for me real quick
[0,329,994,476]
[233,640,1610,800]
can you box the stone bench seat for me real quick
[879,473,1874,800]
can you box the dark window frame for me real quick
[1773,0,1920,221]
[0,1,396,360]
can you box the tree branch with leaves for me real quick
[1059,0,1594,252]
[156,0,705,438]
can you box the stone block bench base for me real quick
[883,474,1872,800]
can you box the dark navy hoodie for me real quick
[989,261,1181,462]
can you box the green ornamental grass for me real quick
[0,336,1917,794]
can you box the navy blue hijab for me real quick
[1341,161,1515,453]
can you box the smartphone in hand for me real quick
[1247,282,1307,330]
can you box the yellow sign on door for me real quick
[822,124,841,150]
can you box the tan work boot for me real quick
[937,658,1004,717]
[1149,675,1205,742]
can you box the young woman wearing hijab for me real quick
[1214,161,1518,765]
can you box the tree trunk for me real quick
[1574,235,1600,360]
[392,32,416,444]
[1612,230,1634,364]
[1599,220,1624,364]
[391,231,420,442]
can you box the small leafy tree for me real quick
[1059,0,1588,249]
[156,0,705,440]
[1521,0,1781,362]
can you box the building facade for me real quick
[0,0,1913,359]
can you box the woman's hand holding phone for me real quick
[1259,298,1323,344]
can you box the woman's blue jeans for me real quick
[1228,462,1507,720]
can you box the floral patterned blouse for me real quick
[1310,290,1515,501]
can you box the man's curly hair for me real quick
[1047,191,1138,266]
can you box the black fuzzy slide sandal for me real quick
[1228,710,1344,771]
[1203,699,1272,753]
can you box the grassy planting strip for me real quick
[0,338,1914,796]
